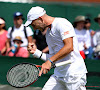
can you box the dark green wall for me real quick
[0,2,100,89]
[0,2,100,30]
[0,56,100,89]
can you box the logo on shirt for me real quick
[64,31,69,35]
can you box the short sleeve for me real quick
[7,27,12,38]
[57,22,75,40]
[26,26,34,37]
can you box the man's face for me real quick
[31,18,47,32]
[14,16,23,26]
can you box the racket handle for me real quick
[55,60,72,67]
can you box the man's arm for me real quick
[27,36,33,43]
[49,37,73,62]
[42,46,49,53]
[27,37,73,76]
[39,37,73,76]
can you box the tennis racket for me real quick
[6,60,72,88]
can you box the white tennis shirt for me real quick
[7,24,33,47]
[46,18,87,77]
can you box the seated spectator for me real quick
[7,36,29,58]
[73,15,92,59]
[85,17,95,37]
[84,17,95,59]
[0,17,8,56]
[93,14,100,59]
[33,28,49,53]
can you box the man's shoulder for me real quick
[54,17,72,27]
[7,27,14,34]
[8,27,13,31]
[55,17,69,23]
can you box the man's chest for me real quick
[46,29,63,47]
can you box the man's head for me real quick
[24,6,47,32]
[13,12,24,27]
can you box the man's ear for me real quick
[39,17,43,22]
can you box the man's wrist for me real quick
[33,49,47,61]
[48,58,56,68]
[33,49,43,58]
[39,52,43,59]
[48,58,53,63]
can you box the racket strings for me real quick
[7,64,39,87]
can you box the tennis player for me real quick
[25,6,87,90]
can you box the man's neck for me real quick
[43,15,55,26]
[15,24,21,28]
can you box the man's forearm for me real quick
[42,46,49,53]
[28,36,33,43]
[49,37,73,62]
[50,45,73,62]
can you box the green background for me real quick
[0,2,100,89]
[0,2,100,30]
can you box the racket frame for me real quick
[6,62,41,88]
[6,60,72,88]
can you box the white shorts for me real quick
[42,73,87,90]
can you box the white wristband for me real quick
[33,49,47,61]
[40,53,46,61]
[33,49,42,58]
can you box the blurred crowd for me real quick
[0,12,100,60]
[0,12,48,58]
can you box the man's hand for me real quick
[39,60,52,76]
[27,43,37,54]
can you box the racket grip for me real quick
[55,60,72,67]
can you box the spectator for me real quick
[84,17,95,59]
[73,15,91,59]
[7,36,29,58]
[33,28,49,53]
[0,17,8,55]
[6,12,33,50]
[93,14,100,59]
[85,17,95,38]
